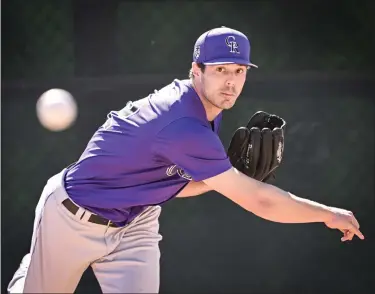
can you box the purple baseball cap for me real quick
[193,26,258,68]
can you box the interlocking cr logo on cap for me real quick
[225,36,240,54]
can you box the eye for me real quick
[216,67,225,73]
[236,68,245,74]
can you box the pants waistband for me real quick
[52,168,121,228]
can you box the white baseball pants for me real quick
[7,169,163,293]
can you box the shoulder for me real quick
[154,117,223,153]
[139,79,206,132]
[157,117,211,138]
[150,79,206,118]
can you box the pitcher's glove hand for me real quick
[227,111,286,182]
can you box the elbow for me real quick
[243,184,275,216]
[254,198,274,215]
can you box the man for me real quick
[8,26,364,293]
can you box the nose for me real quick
[225,78,235,88]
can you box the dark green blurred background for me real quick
[2,0,374,293]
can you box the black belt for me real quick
[62,198,118,227]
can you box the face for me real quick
[193,63,248,110]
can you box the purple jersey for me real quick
[64,79,232,226]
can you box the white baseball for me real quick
[36,88,78,131]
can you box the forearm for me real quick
[204,168,334,224]
[253,184,333,223]
[176,181,212,198]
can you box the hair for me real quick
[189,63,251,79]
[188,63,206,79]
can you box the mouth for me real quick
[220,92,235,97]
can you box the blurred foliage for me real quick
[2,0,374,79]
[2,0,75,79]
[2,0,374,293]
[2,78,374,294]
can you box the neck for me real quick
[191,79,222,122]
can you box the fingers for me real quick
[342,224,364,241]
[350,224,365,240]
[338,213,365,242]
[350,214,360,230]
[348,213,364,240]
[341,230,354,242]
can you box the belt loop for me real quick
[79,211,86,220]
[126,101,133,108]
[80,209,92,223]
[76,207,86,220]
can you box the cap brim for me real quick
[203,58,258,68]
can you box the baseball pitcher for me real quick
[8,26,364,293]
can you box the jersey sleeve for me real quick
[153,117,232,182]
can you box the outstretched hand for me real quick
[324,207,365,242]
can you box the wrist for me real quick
[319,205,335,223]
[286,192,335,223]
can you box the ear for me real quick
[191,62,201,78]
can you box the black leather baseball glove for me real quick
[227,111,286,182]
